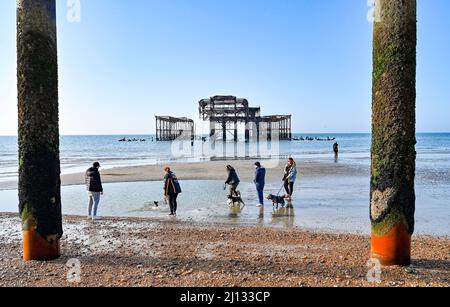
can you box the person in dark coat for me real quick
[225,165,240,197]
[163,167,182,216]
[85,162,103,220]
[333,142,339,155]
[254,162,266,208]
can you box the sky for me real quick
[0,0,449,135]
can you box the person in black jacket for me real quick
[225,165,240,197]
[333,142,339,162]
[163,167,182,216]
[85,162,103,220]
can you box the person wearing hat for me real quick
[254,162,266,208]
[85,162,104,220]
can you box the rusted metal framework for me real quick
[155,116,195,141]
[260,115,292,141]
[199,96,292,142]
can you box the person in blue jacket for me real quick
[163,167,182,216]
[254,162,266,208]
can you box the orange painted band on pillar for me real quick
[23,230,60,262]
[371,225,411,266]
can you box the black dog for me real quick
[267,194,286,209]
[227,195,245,208]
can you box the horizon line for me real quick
[1,131,450,137]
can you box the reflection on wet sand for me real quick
[228,203,245,217]
[271,202,295,228]
[258,206,264,219]
[272,205,295,218]
[227,198,296,228]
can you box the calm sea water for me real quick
[1,133,449,182]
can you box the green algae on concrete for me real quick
[17,0,63,241]
[370,0,417,236]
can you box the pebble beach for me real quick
[0,213,448,287]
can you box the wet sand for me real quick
[0,159,368,190]
[0,213,448,287]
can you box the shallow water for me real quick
[1,133,450,182]
[1,178,448,236]
[1,134,448,235]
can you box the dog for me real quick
[227,195,246,208]
[267,194,286,209]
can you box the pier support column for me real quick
[245,122,250,143]
[256,122,260,143]
[279,119,284,140]
[17,0,62,261]
[266,122,272,141]
[288,117,292,140]
[222,122,227,142]
[370,0,417,266]
[210,121,216,141]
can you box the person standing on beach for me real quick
[163,167,182,216]
[254,162,266,208]
[225,165,240,197]
[85,162,103,220]
[282,158,297,200]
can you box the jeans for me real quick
[88,192,101,217]
[284,181,294,196]
[256,184,265,205]
[168,193,178,214]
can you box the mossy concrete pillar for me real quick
[17,0,62,261]
[370,0,417,266]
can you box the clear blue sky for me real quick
[0,0,449,135]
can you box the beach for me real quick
[0,136,449,287]
[0,213,448,287]
[1,158,449,236]
[0,159,351,198]
[1,158,366,188]
[3,0,449,291]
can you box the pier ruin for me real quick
[199,96,292,142]
[155,96,292,142]
[155,116,195,141]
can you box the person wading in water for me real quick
[333,142,339,156]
